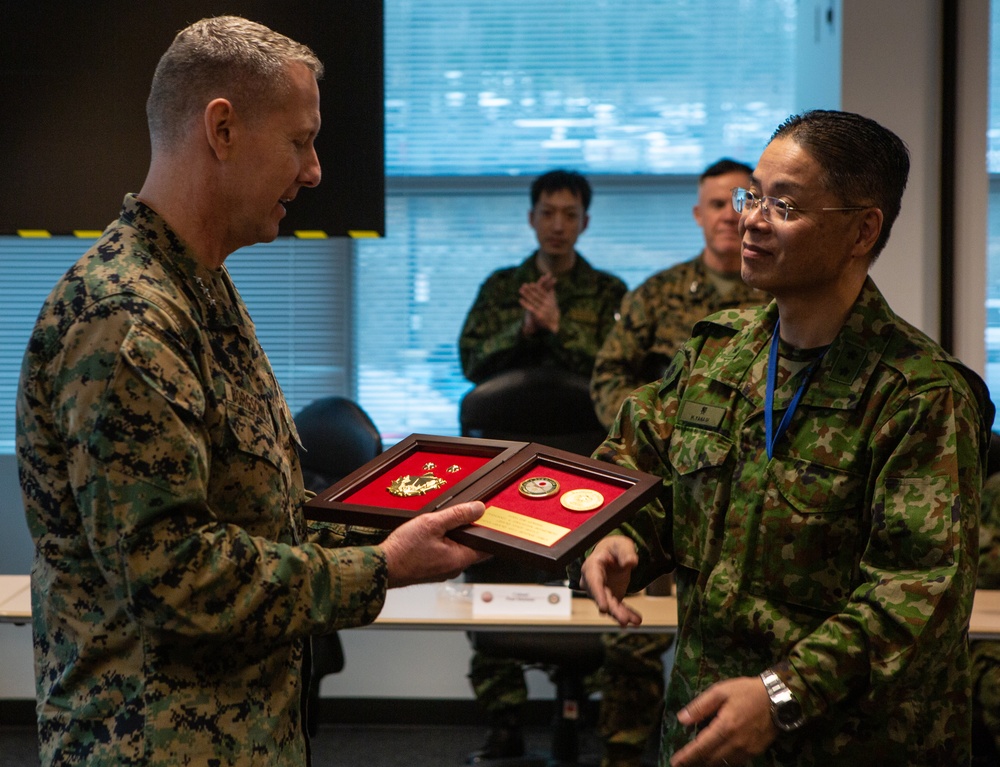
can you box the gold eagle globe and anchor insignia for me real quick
[387,471,448,497]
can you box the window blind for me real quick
[0,237,349,453]
[356,0,799,443]
[986,2,1000,405]
[385,0,797,176]
[356,178,716,442]
[0,240,79,453]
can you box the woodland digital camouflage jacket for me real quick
[596,278,994,766]
[458,252,626,383]
[16,196,388,766]
[590,254,769,427]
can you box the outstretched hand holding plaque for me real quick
[304,434,659,571]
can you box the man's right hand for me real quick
[580,535,643,627]
[380,501,490,588]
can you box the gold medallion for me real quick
[560,488,604,511]
[422,462,437,471]
[517,476,560,499]
[387,472,447,497]
[446,464,461,473]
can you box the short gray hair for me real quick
[146,15,323,151]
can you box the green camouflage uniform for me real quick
[16,195,389,767]
[973,472,1000,763]
[596,631,667,767]
[459,252,627,384]
[591,255,769,428]
[590,254,769,767]
[594,277,993,766]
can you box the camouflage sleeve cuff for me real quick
[576,531,653,595]
[324,544,388,628]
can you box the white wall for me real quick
[1,2,991,703]
[847,0,944,339]
[845,0,990,375]
[953,0,991,371]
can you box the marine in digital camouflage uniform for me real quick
[592,160,768,767]
[17,195,389,767]
[580,111,995,767]
[972,471,1000,765]
[590,256,768,428]
[15,17,486,767]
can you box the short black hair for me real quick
[700,158,753,183]
[530,169,592,211]
[771,110,910,260]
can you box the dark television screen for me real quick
[0,1,384,237]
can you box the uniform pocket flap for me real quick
[668,427,731,477]
[768,457,862,514]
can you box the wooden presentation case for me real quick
[304,434,661,571]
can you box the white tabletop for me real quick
[972,588,1000,640]
[371,582,677,633]
[3,574,999,640]
[0,574,673,633]
[0,574,31,625]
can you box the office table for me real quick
[0,575,30,625]
[0,576,673,632]
[370,582,675,633]
[971,588,1000,639]
[3,574,1000,639]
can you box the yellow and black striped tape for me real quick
[13,229,381,239]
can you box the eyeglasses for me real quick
[731,187,869,223]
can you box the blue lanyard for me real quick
[765,320,825,460]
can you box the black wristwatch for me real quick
[760,669,806,732]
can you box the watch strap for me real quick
[760,668,805,732]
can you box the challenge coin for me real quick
[560,488,604,511]
[518,476,560,499]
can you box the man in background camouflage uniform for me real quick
[580,110,994,766]
[591,158,768,767]
[15,17,487,767]
[591,159,767,429]
[459,170,626,763]
[459,169,627,384]
[973,469,1000,766]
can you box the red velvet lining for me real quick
[342,449,493,510]
[480,461,626,531]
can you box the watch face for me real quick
[776,699,803,727]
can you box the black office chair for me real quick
[296,395,384,496]
[987,430,1000,479]
[460,365,608,457]
[294,396,384,737]
[460,366,609,766]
